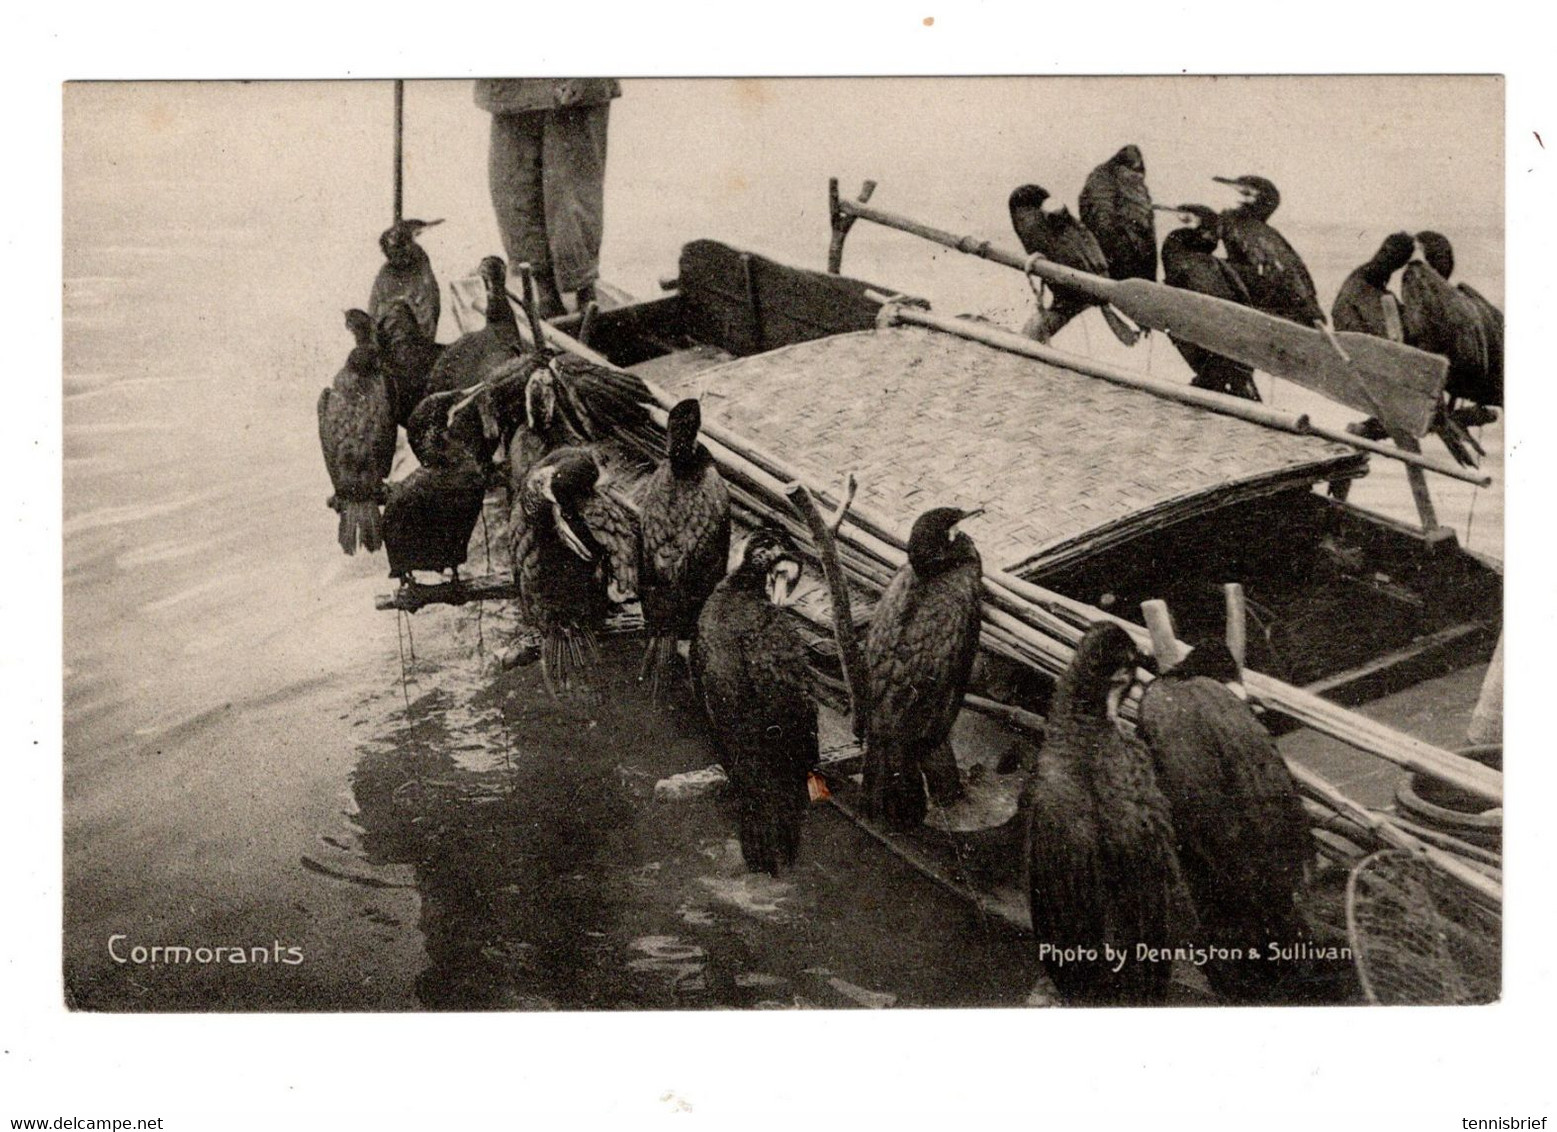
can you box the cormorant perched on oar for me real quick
[369,218,443,342]
[1415,231,1503,413]
[1331,232,1416,339]
[637,398,731,698]
[317,309,397,555]
[381,428,487,588]
[1212,175,1327,329]
[1136,642,1319,1003]
[1024,623,1181,1005]
[376,297,444,427]
[1400,243,1491,467]
[1008,184,1140,347]
[1079,145,1157,284]
[511,446,639,699]
[423,255,524,399]
[1154,204,1261,400]
[862,507,984,830]
[691,528,817,875]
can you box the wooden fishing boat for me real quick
[380,193,1503,1004]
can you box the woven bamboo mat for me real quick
[653,325,1365,575]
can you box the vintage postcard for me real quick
[31,56,1545,1125]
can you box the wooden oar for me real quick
[837,195,1448,439]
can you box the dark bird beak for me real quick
[554,508,595,562]
[1211,176,1239,186]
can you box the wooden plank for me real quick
[1297,622,1494,708]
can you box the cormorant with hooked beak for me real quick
[691,528,818,875]
[1136,642,1320,1003]
[1212,175,1326,329]
[317,309,397,555]
[370,217,443,342]
[1414,231,1503,412]
[1155,204,1261,400]
[862,507,984,830]
[423,255,525,400]
[1079,145,1158,284]
[511,446,639,699]
[638,399,732,698]
[1025,622,1181,1005]
[1009,184,1139,347]
[1331,232,1416,339]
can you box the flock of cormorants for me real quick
[317,158,1496,1004]
[1010,146,1504,452]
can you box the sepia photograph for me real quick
[14,7,1555,1119]
[61,74,1505,1016]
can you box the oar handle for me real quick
[837,196,1118,301]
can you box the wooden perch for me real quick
[1223,583,1247,674]
[375,573,523,613]
[786,479,872,741]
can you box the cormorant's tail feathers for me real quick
[638,634,683,702]
[732,766,808,876]
[539,627,602,704]
[337,500,383,555]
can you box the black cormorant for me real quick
[381,432,488,587]
[423,255,525,400]
[1024,622,1180,1005]
[1414,231,1503,411]
[1155,204,1261,400]
[862,507,984,830]
[317,309,397,555]
[1079,145,1157,284]
[511,446,639,698]
[1137,647,1316,1003]
[691,528,818,875]
[1009,184,1139,346]
[375,297,445,428]
[637,398,732,697]
[1212,175,1326,328]
[370,218,443,343]
[1401,254,1492,464]
[1331,232,1416,339]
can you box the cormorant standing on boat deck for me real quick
[1212,175,1326,329]
[862,507,984,831]
[1079,145,1157,284]
[511,446,639,698]
[1331,232,1416,339]
[691,528,818,875]
[317,309,397,555]
[370,218,443,342]
[1154,204,1261,400]
[381,429,488,587]
[1008,184,1139,347]
[1415,231,1503,412]
[1024,623,1180,1005]
[638,398,732,698]
[1136,645,1319,1003]
[423,255,525,400]
[376,297,445,428]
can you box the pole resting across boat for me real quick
[835,187,1451,442]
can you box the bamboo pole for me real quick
[1286,761,1501,904]
[1223,583,1248,673]
[1141,600,1183,669]
[875,301,1490,488]
[786,480,872,740]
[392,80,404,225]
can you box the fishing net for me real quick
[1346,849,1500,1005]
